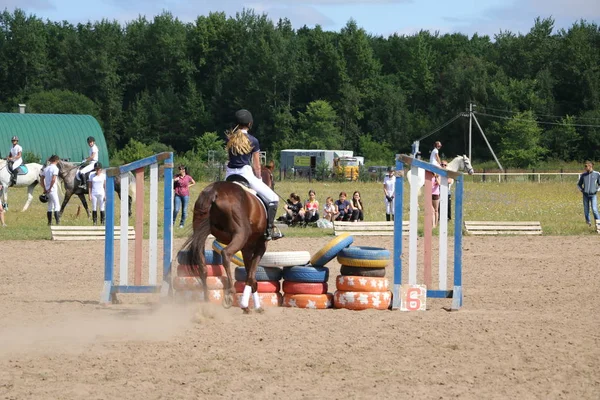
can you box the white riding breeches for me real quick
[385,197,395,215]
[47,191,61,212]
[225,165,278,203]
[91,194,105,211]
[11,158,22,171]
[79,162,95,177]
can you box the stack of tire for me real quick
[174,249,228,305]
[213,241,311,309]
[333,246,392,310]
[282,234,354,309]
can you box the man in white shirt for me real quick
[78,136,99,189]
[429,141,442,166]
[88,162,107,225]
[7,136,23,186]
[40,155,61,225]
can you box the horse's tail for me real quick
[181,185,216,274]
[128,171,137,202]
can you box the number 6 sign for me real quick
[400,284,427,311]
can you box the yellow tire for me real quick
[336,256,389,268]
[309,233,354,266]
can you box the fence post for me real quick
[482,168,486,183]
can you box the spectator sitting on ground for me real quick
[335,192,352,221]
[350,191,365,222]
[304,189,319,223]
[323,196,338,222]
[280,193,305,225]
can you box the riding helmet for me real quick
[94,162,102,169]
[87,136,95,143]
[11,136,18,141]
[39,193,48,203]
[235,109,253,126]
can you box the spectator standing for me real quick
[441,160,454,220]
[351,191,364,222]
[323,196,338,222]
[430,141,442,166]
[173,165,196,228]
[577,161,600,227]
[383,167,395,221]
[40,155,61,226]
[304,190,319,223]
[334,192,352,221]
[88,162,107,226]
[0,185,6,227]
[431,174,441,228]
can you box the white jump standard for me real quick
[392,154,464,311]
[101,152,174,305]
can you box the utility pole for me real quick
[468,102,473,160]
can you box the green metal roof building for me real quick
[0,113,108,166]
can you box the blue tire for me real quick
[177,250,222,265]
[337,246,390,261]
[235,266,283,282]
[283,264,329,283]
[309,233,354,267]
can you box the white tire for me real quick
[259,251,311,267]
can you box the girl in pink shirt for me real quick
[173,165,195,228]
[432,174,440,228]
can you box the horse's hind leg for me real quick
[244,240,267,314]
[223,234,248,312]
[77,193,90,218]
[22,183,35,211]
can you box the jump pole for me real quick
[392,154,463,311]
[101,152,174,305]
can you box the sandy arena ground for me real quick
[0,236,598,399]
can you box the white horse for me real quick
[407,155,474,193]
[0,159,44,211]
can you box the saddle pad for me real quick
[232,181,257,196]
[16,165,28,175]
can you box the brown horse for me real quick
[261,160,275,190]
[182,180,268,313]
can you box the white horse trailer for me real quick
[280,149,354,173]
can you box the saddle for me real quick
[9,164,28,175]
[225,175,269,209]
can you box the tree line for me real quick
[0,8,599,168]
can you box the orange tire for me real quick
[234,280,281,293]
[174,289,224,305]
[282,281,328,295]
[335,275,389,292]
[333,290,392,310]
[172,276,229,291]
[177,264,226,277]
[233,292,282,308]
[282,293,333,309]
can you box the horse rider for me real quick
[224,109,283,241]
[78,136,99,189]
[7,136,23,187]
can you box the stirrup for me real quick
[266,225,284,241]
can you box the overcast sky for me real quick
[2,0,599,37]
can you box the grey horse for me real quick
[54,160,136,217]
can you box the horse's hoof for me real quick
[255,307,265,314]
[223,294,233,309]
[242,308,252,314]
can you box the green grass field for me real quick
[0,177,593,241]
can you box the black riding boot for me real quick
[92,211,98,226]
[54,211,60,225]
[47,211,53,226]
[100,211,105,225]
[9,171,17,187]
[266,202,284,241]
[386,213,391,222]
[79,175,87,189]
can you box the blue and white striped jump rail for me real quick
[392,154,464,311]
[100,152,174,305]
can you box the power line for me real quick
[479,106,600,121]
[417,113,462,141]
[474,111,600,128]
